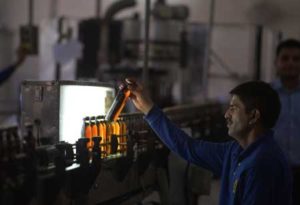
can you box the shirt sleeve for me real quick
[145,105,231,176]
[0,64,17,85]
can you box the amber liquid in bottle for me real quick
[90,116,98,149]
[119,120,127,154]
[84,117,92,149]
[91,117,98,137]
[106,122,113,155]
[112,121,121,152]
[105,82,131,122]
[100,121,107,157]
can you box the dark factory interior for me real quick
[0,0,300,205]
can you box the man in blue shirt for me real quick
[272,39,300,205]
[0,45,28,85]
[127,79,292,205]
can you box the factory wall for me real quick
[0,0,299,115]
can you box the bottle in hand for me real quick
[105,82,131,122]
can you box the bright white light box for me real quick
[21,81,115,145]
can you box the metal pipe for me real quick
[104,0,136,22]
[202,0,216,98]
[143,0,151,88]
[49,0,58,19]
[254,25,263,80]
[28,0,34,25]
[96,0,102,18]
[100,0,136,65]
[55,17,65,80]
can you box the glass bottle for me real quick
[84,117,92,149]
[105,82,131,122]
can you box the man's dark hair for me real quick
[276,39,300,57]
[230,81,281,129]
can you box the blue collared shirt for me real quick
[272,79,300,166]
[145,105,292,205]
[0,64,16,85]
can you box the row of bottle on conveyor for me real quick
[82,113,163,162]
[82,80,165,160]
[83,116,128,158]
[83,80,133,159]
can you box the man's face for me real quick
[224,95,252,139]
[275,47,300,79]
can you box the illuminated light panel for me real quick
[59,85,114,144]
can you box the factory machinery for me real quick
[0,81,228,205]
[0,113,166,205]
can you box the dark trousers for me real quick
[292,167,300,205]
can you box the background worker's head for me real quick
[224,81,280,139]
[275,39,300,81]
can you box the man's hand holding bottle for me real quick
[125,78,154,115]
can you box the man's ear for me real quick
[249,109,261,125]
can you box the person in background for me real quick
[127,78,292,205]
[0,45,28,85]
[272,38,300,205]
